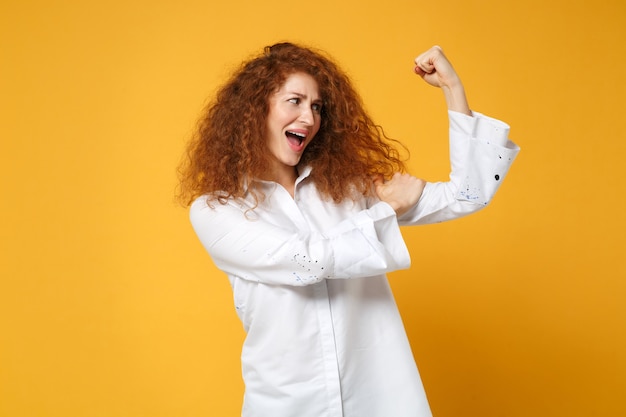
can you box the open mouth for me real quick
[286,130,307,148]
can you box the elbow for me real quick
[455,197,492,216]
[290,272,326,286]
[455,180,498,210]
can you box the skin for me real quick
[413,45,471,116]
[374,45,471,216]
[264,46,471,217]
[264,72,322,196]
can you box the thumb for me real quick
[373,175,387,198]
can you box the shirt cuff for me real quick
[449,110,510,147]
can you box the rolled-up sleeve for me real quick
[398,110,520,225]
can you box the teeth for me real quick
[287,131,306,138]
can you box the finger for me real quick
[414,46,445,72]
[415,58,435,74]
[414,65,426,76]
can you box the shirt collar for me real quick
[243,165,313,191]
[296,165,313,184]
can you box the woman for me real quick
[178,42,519,417]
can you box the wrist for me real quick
[442,82,471,115]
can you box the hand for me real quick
[414,45,461,89]
[374,173,426,217]
[413,46,471,115]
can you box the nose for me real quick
[298,107,315,126]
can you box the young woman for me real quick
[178,42,519,417]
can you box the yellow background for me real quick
[1,0,625,416]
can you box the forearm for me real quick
[413,46,471,115]
[190,198,411,286]
[441,79,471,116]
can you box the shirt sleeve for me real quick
[190,197,411,287]
[397,110,521,225]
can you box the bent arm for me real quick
[190,197,411,286]
[398,110,520,225]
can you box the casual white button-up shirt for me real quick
[190,111,520,417]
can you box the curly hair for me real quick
[177,42,407,207]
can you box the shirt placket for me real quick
[313,281,343,417]
[292,182,344,417]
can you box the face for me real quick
[265,72,322,180]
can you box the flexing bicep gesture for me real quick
[374,46,472,215]
[414,45,471,115]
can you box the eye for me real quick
[312,103,323,113]
[288,97,300,105]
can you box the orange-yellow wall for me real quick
[1,0,625,416]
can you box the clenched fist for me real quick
[414,46,471,115]
[374,173,426,217]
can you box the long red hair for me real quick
[177,42,407,206]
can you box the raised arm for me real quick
[374,46,473,216]
[399,46,520,225]
[414,45,471,116]
[376,46,520,224]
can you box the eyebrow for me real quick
[288,92,322,103]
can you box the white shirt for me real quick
[190,111,520,417]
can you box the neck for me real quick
[264,166,298,198]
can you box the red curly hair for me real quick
[178,42,407,207]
